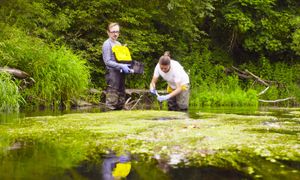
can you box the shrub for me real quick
[0,72,23,112]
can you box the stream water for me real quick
[0,106,299,180]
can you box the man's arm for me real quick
[102,41,123,69]
[156,81,183,102]
[168,82,182,98]
[150,76,158,91]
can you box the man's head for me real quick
[107,22,120,41]
[159,55,171,73]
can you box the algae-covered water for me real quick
[0,107,299,179]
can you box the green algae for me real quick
[0,110,299,179]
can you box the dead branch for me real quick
[230,66,295,103]
[130,94,144,110]
[258,86,269,96]
[244,69,269,86]
[258,97,295,103]
[231,66,270,95]
[231,66,247,75]
[231,66,279,86]
[125,97,132,105]
[228,66,252,79]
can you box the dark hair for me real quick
[159,55,171,66]
[107,22,119,31]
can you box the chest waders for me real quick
[167,84,190,111]
[105,69,126,110]
[104,44,144,110]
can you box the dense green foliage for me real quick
[0,25,90,108]
[0,72,23,112]
[0,0,299,109]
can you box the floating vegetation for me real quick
[0,109,299,179]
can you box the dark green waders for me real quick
[105,69,126,110]
[167,85,190,111]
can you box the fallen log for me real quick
[0,67,29,79]
[125,89,166,95]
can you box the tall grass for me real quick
[181,50,259,107]
[190,76,258,107]
[0,72,24,112]
[181,49,299,107]
[0,25,90,108]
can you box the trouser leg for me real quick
[167,84,190,111]
[117,88,126,109]
[177,86,190,111]
[167,96,178,111]
[105,69,126,110]
[106,87,119,110]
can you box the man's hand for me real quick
[150,88,157,95]
[157,95,170,102]
[120,64,131,74]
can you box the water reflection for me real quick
[0,142,294,180]
[74,154,250,180]
[168,166,251,180]
[0,112,23,124]
[102,153,131,180]
[0,142,73,180]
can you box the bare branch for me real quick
[130,95,144,110]
[259,97,295,103]
[258,86,269,96]
[244,69,269,86]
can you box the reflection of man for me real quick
[102,155,131,180]
[102,22,131,110]
[150,52,190,111]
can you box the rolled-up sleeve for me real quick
[153,64,160,78]
[102,40,122,69]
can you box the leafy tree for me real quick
[211,0,300,62]
[291,16,300,56]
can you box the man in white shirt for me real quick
[149,52,190,111]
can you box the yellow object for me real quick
[167,85,188,93]
[112,162,131,178]
[167,85,173,93]
[112,45,132,63]
[181,85,188,91]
